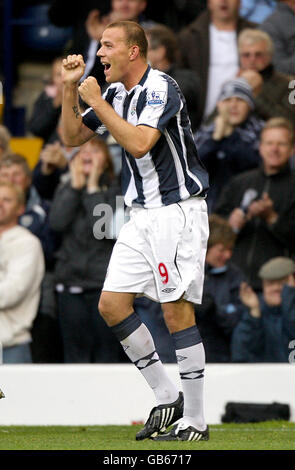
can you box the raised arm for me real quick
[78,76,161,159]
[61,54,96,146]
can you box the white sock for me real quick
[172,326,206,431]
[111,312,179,405]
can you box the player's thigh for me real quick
[98,291,137,326]
[161,299,195,334]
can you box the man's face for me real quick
[208,0,240,21]
[98,27,132,84]
[263,277,289,306]
[0,186,24,227]
[111,0,146,21]
[218,97,251,126]
[239,40,271,72]
[0,164,31,191]
[206,243,233,268]
[78,142,108,176]
[259,128,294,174]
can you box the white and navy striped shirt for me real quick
[82,65,209,208]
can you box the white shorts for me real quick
[102,197,209,304]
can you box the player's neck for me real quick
[123,62,149,91]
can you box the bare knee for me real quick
[98,291,135,327]
[162,300,195,334]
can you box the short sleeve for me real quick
[82,107,105,134]
[81,85,118,134]
[137,77,182,133]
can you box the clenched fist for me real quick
[78,76,102,108]
[62,54,86,85]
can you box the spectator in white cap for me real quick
[195,77,263,212]
[231,256,295,362]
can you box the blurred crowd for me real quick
[0,0,295,364]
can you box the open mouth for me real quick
[102,63,111,73]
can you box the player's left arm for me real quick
[78,77,161,158]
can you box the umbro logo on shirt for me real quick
[161,287,176,293]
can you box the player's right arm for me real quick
[61,54,95,146]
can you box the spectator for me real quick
[49,137,123,363]
[146,24,202,131]
[238,28,295,126]
[178,0,255,125]
[0,182,45,363]
[260,0,295,76]
[0,153,62,363]
[195,214,246,362]
[196,77,263,212]
[48,1,111,88]
[0,153,56,268]
[215,117,295,292]
[32,141,71,201]
[28,57,64,144]
[0,125,11,160]
[239,0,276,23]
[51,0,154,90]
[32,117,79,202]
[231,256,295,362]
[32,116,121,202]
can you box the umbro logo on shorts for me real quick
[161,287,176,293]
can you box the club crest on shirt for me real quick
[130,99,138,116]
[147,90,166,105]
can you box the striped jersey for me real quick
[82,65,209,208]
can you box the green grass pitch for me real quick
[0,421,294,450]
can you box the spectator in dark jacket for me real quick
[215,117,295,291]
[28,57,64,144]
[49,136,123,363]
[178,0,255,125]
[195,214,246,362]
[195,77,263,212]
[260,0,295,76]
[146,24,202,131]
[32,140,71,202]
[32,118,79,202]
[231,256,295,362]
[238,28,295,126]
